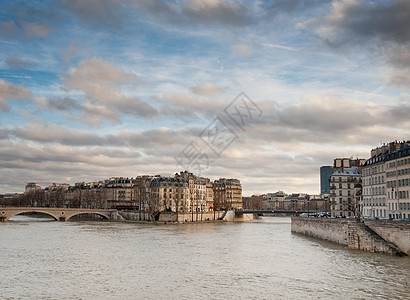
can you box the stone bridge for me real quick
[0,207,117,222]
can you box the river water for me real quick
[0,216,409,299]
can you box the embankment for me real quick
[114,211,225,223]
[291,217,409,256]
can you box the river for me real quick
[0,216,409,299]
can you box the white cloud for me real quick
[190,82,227,96]
[0,79,31,111]
[61,58,157,124]
[231,44,253,57]
[21,22,50,38]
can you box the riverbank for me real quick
[291,217,409,256]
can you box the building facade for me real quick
[330,158,365,218]
[385,143,410,219]
[264,191,286,210]
[361,141,410,220]
[213,178,242,210]
[362,152,387,219]
[22,171,242,216]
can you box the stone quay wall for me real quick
[116,210,225,223]
[364,220,410,255]
[162,211,225,223]
[291,217,409,256]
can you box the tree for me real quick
[251,195,264,210]
[213,186,226,211]
[136,179,149,221]
[72,189,82,208]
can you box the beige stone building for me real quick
[149,171,210,213]
[264,191,286,210]
[213,178,242,210]
[23,171,242,216]
[104,177,138,209]
[330,158,365,218]
[150,175,187,212]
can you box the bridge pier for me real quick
[223,211,255,222]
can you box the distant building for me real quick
[104,177,139,209]
[25,182,41,193]
[284,193,309,211]
[320,166,332,194]
[265,191,286,210]
[27,171,242,214]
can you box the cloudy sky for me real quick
[1,0,409,196]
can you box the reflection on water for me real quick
[1,216,409,299]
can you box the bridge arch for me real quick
[65,211,110,221]
[1,207,115,222]
[7,209,59,221]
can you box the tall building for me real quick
[320,166,332,194]
[330,158,365,217]
[384,142,410,219]
[362,141,410,220]
[362,150,387,219]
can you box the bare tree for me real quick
[82,189,91,209]
[136,179,149,221]
[251,195,264,210]
[72,189,82,208]
[213,187,226,211]
[95,187,105,209]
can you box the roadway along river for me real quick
[1,216,409,299]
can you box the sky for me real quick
[1,0,410,196]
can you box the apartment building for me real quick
[213,178,242,210]
[330,158,365,217]
[104,177,139,208]
[150,175,188,212]
[18,171,241,213]
[362,148,388,219]
[264,191,286,210]
[361,141,410,220]
[385,144,410,219]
